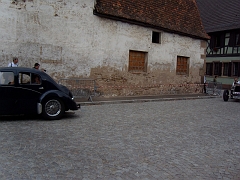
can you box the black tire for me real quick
[42,98,65,120]
[223,90,229,102]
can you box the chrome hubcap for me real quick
[45,100,61,117]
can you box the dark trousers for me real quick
[203,83,206,93]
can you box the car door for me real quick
[0,71,19,115]
[15,72,46,114]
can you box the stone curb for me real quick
[78,95,219,106]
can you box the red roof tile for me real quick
[94,0,209,40]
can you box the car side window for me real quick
[19,72,41,85]
[0,72,15,85]
[32,74,41,84]
[19,73,31,84]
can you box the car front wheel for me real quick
[42,98,65,120]
[223,90,229,102]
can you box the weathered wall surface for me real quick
[0,0,206,96]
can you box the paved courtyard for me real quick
[0,98,240,179]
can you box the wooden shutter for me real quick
[129,51,146,72]
[176,56,188,75]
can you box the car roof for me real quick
[0,67,69,94]
[0,67,54,81]
[1,67,41,72]
[0,67,48,76]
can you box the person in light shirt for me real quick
[8,57,18,67]
[232,77,240,88]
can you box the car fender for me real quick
[40,90,68,102]
[40,90,78,111]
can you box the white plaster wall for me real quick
[0,0,205,81]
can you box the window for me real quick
[215,35,221,47]
[232,62,240,76]
[176,56,189,75]
[19,73,31,84]
[236,32,240,46]
[33,75,41,84]
[229,31,240,47]
[152,31,161,44]
[129,50,147,72]
[209,33,225,49]
[19,72,41,85]
[213,62,222,76]
[206,61,240,77]
[222,62,231,76]
[0,72,14,85]
[206,63,213,75]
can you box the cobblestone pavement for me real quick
[0,98,240,180]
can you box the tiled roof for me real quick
[94,0,209,40]
[196,0,240,33]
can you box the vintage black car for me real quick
[0,67,80,120]
[223,83,240,101]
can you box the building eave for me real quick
[94,11,209,41]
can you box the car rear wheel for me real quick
[42,98,65,120]
[223,90,229,102]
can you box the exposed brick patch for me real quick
[89,66,203,96]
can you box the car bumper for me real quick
[63,97,80,111]
[70,101,80,110]
[232,92,240,99]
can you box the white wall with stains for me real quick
[0,0,206,95]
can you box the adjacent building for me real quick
[196,0,240,89]
[0,0,208,96]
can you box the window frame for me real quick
[0,71,15,85]
[19,72,42,85]
[152,31,161,44]
[231,61,240,77]
[206,62,213,76]
[214,34,221,48]
[236,32,240,46]
[128,50,148,73]
[176,56,189,75]
[222,62,231,77]
[213,61,222,76]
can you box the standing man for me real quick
[33,63,40,70]
[8,57,18,67]
[33,63,46,72]
[203,72,207,94]
[213,76,217,95]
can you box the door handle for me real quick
[39,87,44,89]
